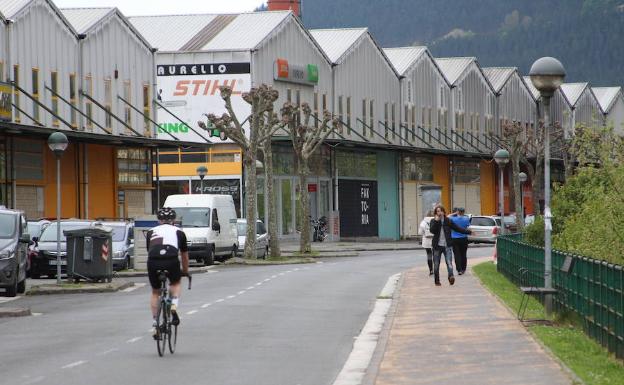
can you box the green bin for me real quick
[65,226,113,282]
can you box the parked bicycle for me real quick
[311,216,328,242]
[154,270,191,356]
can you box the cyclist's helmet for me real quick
[157,207,176,222]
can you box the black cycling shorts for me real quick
[147,258,181,289]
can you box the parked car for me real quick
[524,214,535,225]
[26,219,50,276]
[163,194,238,265]
[236,219,269,259]
[467,216,502,244]
[30,219,94,279]
[0,207,29,296]
[98,221,135,271]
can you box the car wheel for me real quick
[17,279,26,294]
[230,245,237,259]
[122,256,129,271]
[5,270,18,297]
[204,247,214,266]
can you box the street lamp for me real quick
[196,165,208,194]
[519,172,528,221]
[530,56,566,316]
[48,131,68,285]
[494,149,510,234]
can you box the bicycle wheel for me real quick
[155,300,168,357]
[168,323,177,354]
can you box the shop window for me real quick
[402,155,433,181]
[85,74,93,129]
[123,80,131,129]
[361,99,367,137]
[346,96,351,135]
[13,65,19,122]
[32,68,39,122]
[14,139,43,180]
[453,159,480,183]
[336,150,376,179]
[117,148,151,185]
[104,77,112,129]
[143,84,150,135]
[69,73,77,127]
[50,71,59,127]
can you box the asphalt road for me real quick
[0,246,493,385]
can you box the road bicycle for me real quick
[154,270,192,356]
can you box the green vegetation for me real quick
[302,0,624,85]
[473,261,624,385]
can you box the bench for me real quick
[516,256,575,322]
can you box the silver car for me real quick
[236,219,269,259]
[98,221,135,271]
[467,216,502,244]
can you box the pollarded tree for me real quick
[199,85,282,259]
[281,102,340,254]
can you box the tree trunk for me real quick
[297,160,311,254]
[261,143,280,258]
[243,152,257,259]
[512,153,523,229]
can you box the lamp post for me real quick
[530,56,566,316]
[196,165,208,194]
[48,132,68,285]
[494,149,510,234]
[519,172,528,222]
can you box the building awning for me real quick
[0,121,208,149]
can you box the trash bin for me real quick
[65,226,113,283]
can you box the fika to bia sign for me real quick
[156,62,251,143]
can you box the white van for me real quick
[162,194,238,265]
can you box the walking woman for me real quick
[419,210,434,275]
[429,205,471,286]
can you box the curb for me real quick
[224,257,317,265]
[282,252,360,258]
[331,272,401,385]
[281,243,493,254]
[114,265,213,278]
[26,281,134,295]
[0,307,31,318]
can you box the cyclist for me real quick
[146,207,189,337]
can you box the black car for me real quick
[0,208,29,296]
[30,220,94,279]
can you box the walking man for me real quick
[450,207,470,275]
[429,205,471,286]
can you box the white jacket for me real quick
[419,217,434,249]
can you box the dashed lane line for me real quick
[247,286,255,290]
[215,299,225,303]
[237,290,246,295]
[186,310,198,315]
[126,336,143,343]
[122,283,146,292]
[61,360,87,369]
[201,303,212,308]
[227,295,236,299]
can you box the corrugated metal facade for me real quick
[495,70,537,134]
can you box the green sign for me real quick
[307,64,319,84]
[158,123,190,133]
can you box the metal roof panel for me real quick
[201,11,291,51]
[129,14,218,51]
[592,87,622,113]
[434,57,475,85]
[309,28,368,63]
[382,46,427,76]
[60,8,114,34]
[523,76,541,100]
[0,0,30,18]
[482,67,516,93]
[560,82,588,107]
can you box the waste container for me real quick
[65,226,113,283]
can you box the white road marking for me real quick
[247,286,255,290]
[98,348,119,356]
[227,295,236,299]
[271,275,278,278]
[279,272,285,276]
[237,290,246,295]
[22,375,45,384]
[263,278,271,282]
[293,268,300,271]
[207,270,218,274]
[186,310,198,315]
[286,270,293,273]
[316,261,324,264]
[32,312,43,316]
[331,273,401,385]
[0,296,18,303]
[126,336,143,343]
[215,299,225,303]
[201,303,212,308]
[122,283,146,292]
[62,360,87,369]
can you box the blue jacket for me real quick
[450,215,470,239]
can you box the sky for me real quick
[53,0,264,16]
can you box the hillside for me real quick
[298,0,624,86]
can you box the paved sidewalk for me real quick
[370,259,572,385]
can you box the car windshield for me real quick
[109,226,127,242]
[27,222,42,237]
[470,217,496,227]
[0,213,16,238]
[39,223,91,242]
[173,207,210,227]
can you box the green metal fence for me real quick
[497,234,624,359]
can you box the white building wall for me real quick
[574,89,602,129]
[82,14,154,136]
[549,89,571,135]
[252,16,333,127]
[498,73,537,128]
[402,54,450,150]
[334,35,400,146]
[10,0,78,129]
[606,95,624,135]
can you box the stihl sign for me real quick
[173,79,244,96]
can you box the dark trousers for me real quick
[425,248,433,273]
[452,237,469,273]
